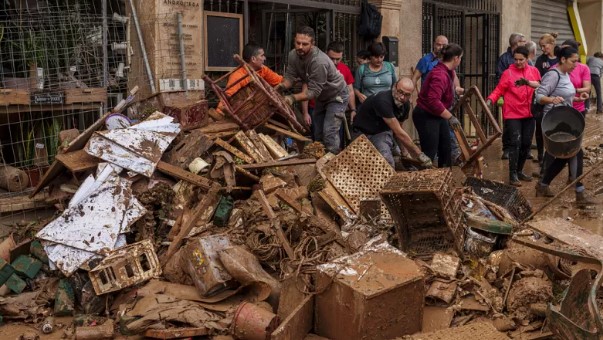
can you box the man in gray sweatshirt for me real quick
[276,26,349,154]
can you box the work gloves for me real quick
[448,116,461,130]
[417,153,433,168]
[284,95,296,107]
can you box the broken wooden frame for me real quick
[203,54,304,133]
[514,219,603,338]
[89,239,161,295]
[450,86,502,177]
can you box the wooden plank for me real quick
[198,120,240,134]
[271,295,314,340]
[246,130,274,161]
[259,133,288,159]
[207,108,225,121]
[145,327,208,339]
[275,189,313,216]
[463,102,487,143]
[205,130,238,140]
[234,131,266,163]
[264,123,311,142]
[0,192,51,213]
[0,89,30,106]
[163,183,221,264]
[235,165,260,181]
[214,138,255,164]
[238,158,316,170]
[156,161,214,191]
[256,189,295,259]
[64,88,107,104]
[318,182,355,218]
[55,149,100,172]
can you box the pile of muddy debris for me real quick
[1,95,603,340]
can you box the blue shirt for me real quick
[416,53,439,82]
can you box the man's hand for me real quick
[284,95,295,107]
[303,112,312,126]
[455,87,465,96]
[417,153,433,168]
[486,99,492,106]
[350,110,357,124]
[448,116,461,130]
[274,83,285,94]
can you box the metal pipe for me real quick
[128,0,157,94]
[177,12,188,91]
[102,0,108,88]
[243,0,249,44]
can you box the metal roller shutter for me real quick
[531,0,574,50]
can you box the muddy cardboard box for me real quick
[314,241,424,339]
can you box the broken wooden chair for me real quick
[203,55,305,133]
[450,86,502,177]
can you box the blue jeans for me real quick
[313,88,349,154]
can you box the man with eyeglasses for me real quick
[352,77,432,168]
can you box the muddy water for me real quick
[471,112,603,235]
[547,131,577,142]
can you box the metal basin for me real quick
[542,105,584,159]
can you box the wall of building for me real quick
[578,0,603,55]
[497,0,532,52]
[371,0,422,77]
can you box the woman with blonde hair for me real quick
[533,33,559,168]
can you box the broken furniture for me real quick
[315,241,424,339]
[515,218,603,338]
[203,54,304,132]
[464,176,532,221]
[321,135,395,219]
[450,86,502,177]
[380,168,463,258]
[89,239,161,295]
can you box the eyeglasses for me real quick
[395,89,413,97]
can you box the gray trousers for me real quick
[352,129,395,167]
[313,87,349,154]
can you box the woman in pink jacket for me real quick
[487,46,541,186]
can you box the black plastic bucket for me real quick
[542,105,584,159]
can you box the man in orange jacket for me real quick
[218,43,283,113]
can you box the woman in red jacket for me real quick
[487,46,541,186]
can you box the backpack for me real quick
[358,0,382,40]
[532,69,561,118]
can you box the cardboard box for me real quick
[315,241,424,339]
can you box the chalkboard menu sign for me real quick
[204,11,243,71]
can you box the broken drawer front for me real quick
[0,89,30,106]
[64,88,107,104]
[89,240,161,295]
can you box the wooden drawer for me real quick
[64,88,107,104]
[0,89,30,106]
